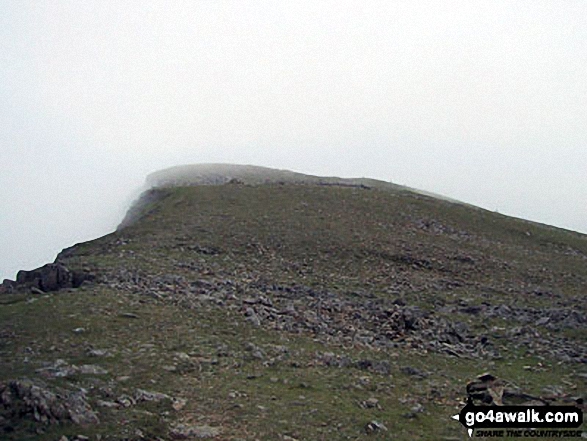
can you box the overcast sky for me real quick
[1,0,586,280]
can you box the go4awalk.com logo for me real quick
[452,398,584,438]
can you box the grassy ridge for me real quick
[1,178,585,440]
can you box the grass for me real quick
[1,181,585,440]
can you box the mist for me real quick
[1,0,586,280]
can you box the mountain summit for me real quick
[145,163,408,190]
[1,165,585,439]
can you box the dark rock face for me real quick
[16,263,73,292]
[2,263,93,294]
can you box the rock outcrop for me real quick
[0,263,93,294]
[0,379,99,426]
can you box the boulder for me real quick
[0,279,16,294]
[466,373,548,406]
[16,263,73,292]
[0,379,99,426]
[11,263,93,293]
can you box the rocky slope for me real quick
[1,165,585,440]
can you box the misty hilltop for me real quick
[1,164,585,440]
[146,163,460,199]
[146,163,403,189]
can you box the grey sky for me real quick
[1,0,586,280]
